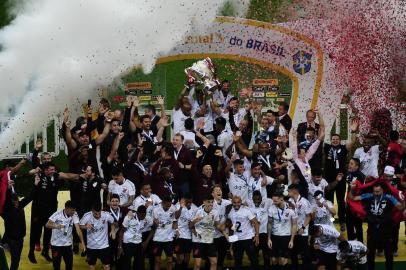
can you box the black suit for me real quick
[279,114,292,133]
[296,122,320,142]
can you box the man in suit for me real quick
[297,109,320,143]
[277,102,292,133]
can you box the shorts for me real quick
[193,242,217,258]
[271,235,291,258]
[174,238,192,254]
[152,241,174,257]
[87,247,111,265]
[317,250,337,267]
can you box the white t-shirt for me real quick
[268,203,298,236]
[179,130,200,148]
[247,175,274,203]
[312,200,334,226]
[315,224,340,253]
[288,196,312,236]
[353,145,380,178]
[221,108,246,132]
[175,203,198,240]
[193,207,220,244]
[49,210,80,247]
[131,194,161,231]
[172,108,191,135]
[122,214,143,244]
[152,204,176,242]
[228,172,251,204]
[192,100,214,133]
[213,199,232,238]
[248,198,272,234]
[80,211,114,249]
[308,179,329,205]
[212,90,234,110]
[217,129,233,154]
[108,179,136,206]
[336,240,367,264]
[228,206,256,240]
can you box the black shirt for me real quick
[324,144,348,181]
[360,193,398,225]
[33,172,63,209]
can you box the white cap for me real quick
[383,166,395,176]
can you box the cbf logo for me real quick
[293,51,312,75]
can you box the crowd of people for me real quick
[1,78,406,270]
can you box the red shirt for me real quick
[387,142,404,167]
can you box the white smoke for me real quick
[0,0,248,156]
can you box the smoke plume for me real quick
[0,0,248,155]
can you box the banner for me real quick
[157,17,341,135]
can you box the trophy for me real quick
[185,57,220,95]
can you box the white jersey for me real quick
[108,179,136,206]
[228,206,256,240]
[221,108,246,132]
[180,130,200,148]
[353,145,380,178]
[130,194,161,232]
[193,207,220,244]
[312,200,334,226]
[308,179,329,205]
[336,240,367,264]
[288,196,312,236]
[228,172,250,204]
[248,198,272,234]
[131,194,161,214]
[152,204,176,242]
[212,90,234,110]
[192,100,214,133]
[80,211,114,249]
[175,203,198,240]
[172,108,191,134]
[217,129,233,155]
[49,210,80,247]
[122,214,143,244]
[268,203,298,236]
[247,175,273,202]
[315,224,340,253]
[213,199,232,238]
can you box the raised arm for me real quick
[156,95,167,118]
[316,110,325,141]
[225,154,237,178]
[175,86,189,110]
[107,132,124,164]
[346,118,359,151]
[156,116,169,143]
[234,134,253,158]
[63,108,78,150]
[10,157,27,174]
[95,112,112,145]
[210,99,222,116]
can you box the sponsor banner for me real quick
[157,16,339,132]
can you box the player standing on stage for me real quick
[268,192,298,270]
[46,200,85,270]
[227,196,260,269]
[80,204,117,270]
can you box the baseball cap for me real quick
[383,165,395,177]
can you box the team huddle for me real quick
[1,77,405,270]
